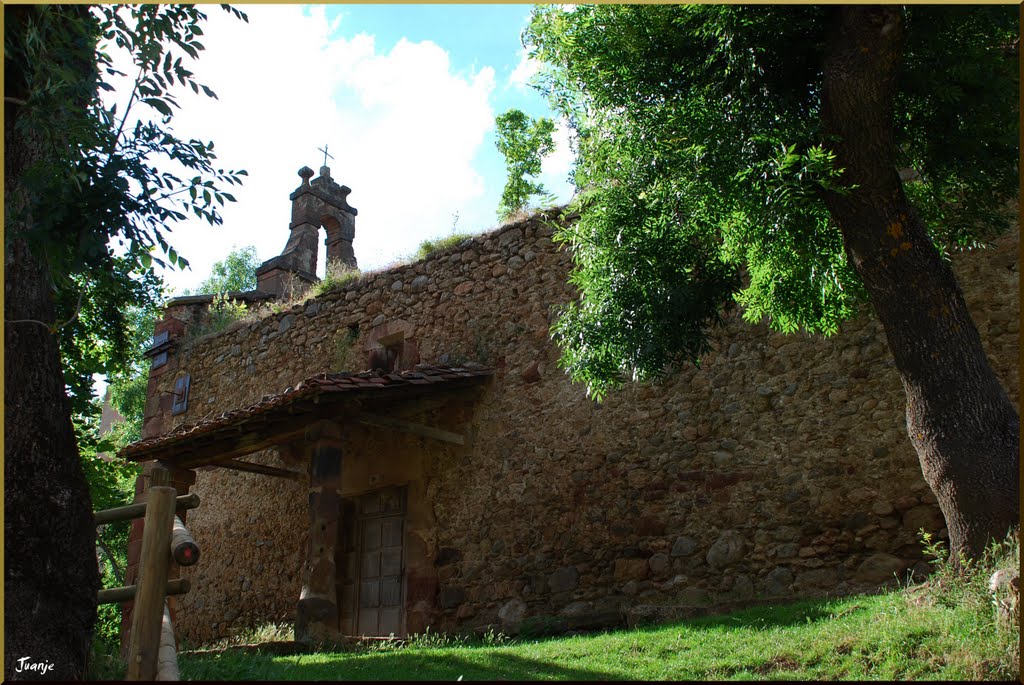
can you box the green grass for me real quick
[175,584,1017,680]
[309,259,361,297]
[93,534,1018,681]
[413,232,474,261]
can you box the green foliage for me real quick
[896,8,1020,251]
[104,302,162,450]
[75,407,139,513]
[189,621,295,652]
[182,245,261,295]
[106,371,148,450]
[92,568,127,653]
[332,326,360,370]
[414,233,474,261]
[495,108,557,219]
[524,5,1018,399]
[552,182,742,401]
[86,643,127,681]
[310,259,361,297]
[57,261,165,420]
[188,292,249,340]
[75,406,139,652]
[5,4,248,419]
[918,529,1018,599]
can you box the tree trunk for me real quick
[4,9,100,677]
[819,6,1019,563]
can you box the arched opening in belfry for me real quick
[320,214,343,279]
[316,225,328,280]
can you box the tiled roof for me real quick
[119,364,492,463]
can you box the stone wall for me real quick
[154,211,1018,644]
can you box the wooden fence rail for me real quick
[170,516,200,566]
[97,579,191,605]
[94,493,200,526]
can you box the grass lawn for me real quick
[175,583,1018,681]
[86,534,1016,681]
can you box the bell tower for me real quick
[255,164,358,296]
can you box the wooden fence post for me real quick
[125,466,177,681]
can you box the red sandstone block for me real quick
[142,415,164,439]
[154,317,186,338]
[149,357,177,378]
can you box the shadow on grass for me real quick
[630,595,874,635]
[182,647,623,681]
[179,596,880,681]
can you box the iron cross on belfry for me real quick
[318,144,334,167]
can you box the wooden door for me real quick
[338,487,406,637]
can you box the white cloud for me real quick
[509,48,540,90]
[103,5,498,292]
[541,117,575,189]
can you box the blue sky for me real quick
[333,4,535,74]
[103,4,575,294]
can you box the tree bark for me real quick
[819,6,1019,562]
[4,7,100,679]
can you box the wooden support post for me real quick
[170,516,200,566]
[152,463,172,487]
[295,420,343,643]
[155,603,179,681]
[125,471,177,681]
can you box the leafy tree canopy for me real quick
[181,244,261,295]
[6,4,249,417]
[5,5,248,673]
[524,5,1017,399]
[495,108,557,219]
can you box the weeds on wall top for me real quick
[310,259,361,298]
[414,233,475,261]
[185,293,250,343]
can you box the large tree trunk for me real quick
[4,8,100,678]
[819,5,1019,563]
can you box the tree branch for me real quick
[5,287,85,331]
[96,534,125,585]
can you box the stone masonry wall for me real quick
[158,211,1018,644]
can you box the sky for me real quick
[103,4,575,295]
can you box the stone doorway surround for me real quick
[119,365,490,643]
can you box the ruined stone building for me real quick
[120,165,1019,644]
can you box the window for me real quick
[365,319,418,372]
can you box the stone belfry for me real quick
[255,164,358,296]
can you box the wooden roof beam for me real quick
[357,412,465,445]
[218,459,303,480]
